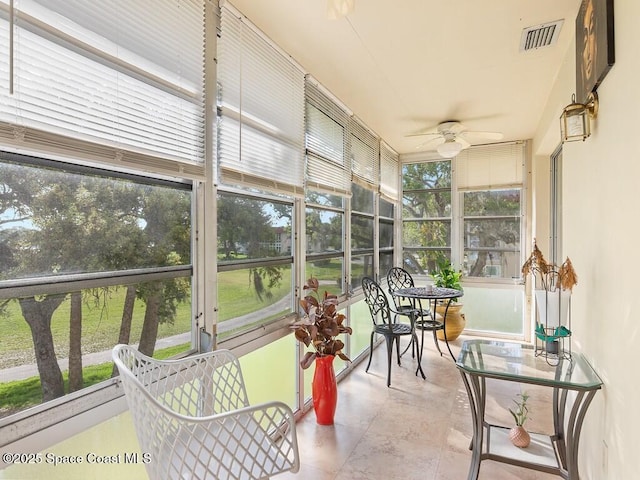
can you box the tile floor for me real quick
[279,335,560,480]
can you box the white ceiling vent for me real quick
[519,19,564,52]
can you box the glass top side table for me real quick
[456,339,602,480]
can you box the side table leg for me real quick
[460,371,485,480]
[566,390,597,479]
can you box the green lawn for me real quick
[0,267,297,415]
[0,343,190,416]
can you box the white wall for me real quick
[532,1,640,477]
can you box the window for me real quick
[379,198,395,278]
[457,142,525,279]
[216,191,294,340]
[351,183,375,289]
[0,154,193,419]
[305,192,344,296]
[401,144,526,337]
[462,189,521,279]
[402,160,452,274]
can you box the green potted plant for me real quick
[430,260,465,341]
[508,392,531,448]
[290,277,352,425]
[431,259,463,297]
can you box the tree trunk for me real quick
[138,284,161,357]
[112,285,137,377]
[470,251,488,276]
[19,295,66,402]
[68,291,83,392]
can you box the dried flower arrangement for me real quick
[521,240,578,292]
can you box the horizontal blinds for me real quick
[350,118,379,187]
[380,142,399,200]
[305,80,350,195]
[218,6,305,195]
[0,0,206,174]
[456,142,525,189]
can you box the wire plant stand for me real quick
[534,289,572,366]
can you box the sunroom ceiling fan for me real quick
[406,121,503,158]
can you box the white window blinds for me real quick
[218,5,305,195]
[456,142,525,190]
[350,118,378,187]
[380,142,399,200]
[0,0,206,177]
[305,80,351,195]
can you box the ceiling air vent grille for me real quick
[520,19,564,52]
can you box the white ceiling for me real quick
[225,0,582,156]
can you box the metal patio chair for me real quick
[362,277,421,386]
[386,266,444,357]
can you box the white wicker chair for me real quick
[112,344,300,480]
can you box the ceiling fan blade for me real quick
[415,136,445,150]
[455,136,471,149]
[459,131,504,142]
[405,126,440,137]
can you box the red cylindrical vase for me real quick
[312,355,337,425]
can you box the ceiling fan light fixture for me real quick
[327,0,355,19]
[437,139,464,158]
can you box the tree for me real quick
[134,189,191,356]
[402,161,452,273]
[0,160,191,399]
[68,291,83,392]
[217,193,287,302]
[402,161,520,277]
[18,295,66,401]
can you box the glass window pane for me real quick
[379,198,394,218]
[351,183,373,214]
[0,160,191,282]
[402,161,451,189]
[403,220,451,247]
[379,251,394,278]
[463,188,521,279]
[305,260,343,296]
[379,219,394,249]
[351,254,374,290]
[305,191,344,208]
[403,191,452,218]
[217,265,293,339]
[217,193,292,262]
[305,208,343,254]
[403,250,450,275]
[240,335,298,409]
[464,189,521,216]
[402,161,451,281]
[351,216,374,249]
[461,286,524,335]
[464,250,520,279]
[464,218,520,249]
[1,279,192,416]
[349,299,373,359]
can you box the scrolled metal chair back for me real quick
[362,277,393,327]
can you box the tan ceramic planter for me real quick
[435,303,465,341]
